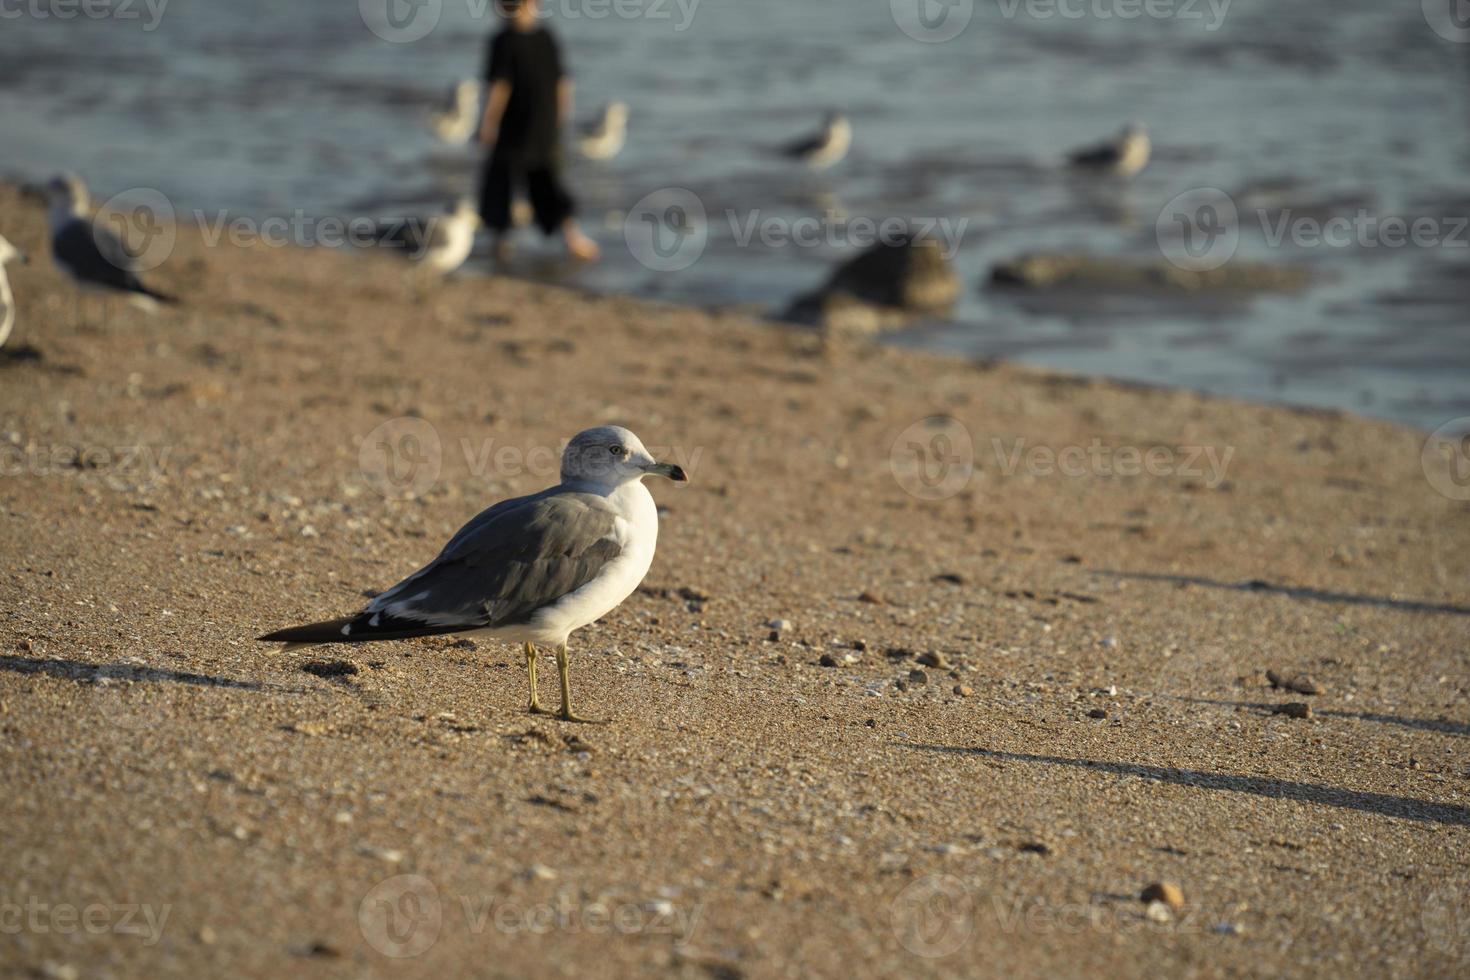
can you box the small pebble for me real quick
[1145,900,1173,923]
[857,591,884,604]
[907,669,928,686]
[916,651,950,669]
[768,619,792,632]
[818,654,839,668]
[1266,670,1324,696]
[1087,708,1108,720]
[1276,702,1312,719]
[525,863,557,881]
[954,684,973,698]
[1140,881,1185,910]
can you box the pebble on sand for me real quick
[1266,670,1323,696]
[1140,881,1185,910]
[1087,708,1108,720]
[916,651,950,669]
[954,684,974,697]
[1275,702,1312,719]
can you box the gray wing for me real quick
[1068,140,1121,168]
[363,489,623,631]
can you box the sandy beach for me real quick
[1,183,1467,978]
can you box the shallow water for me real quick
[2,0,1466,429]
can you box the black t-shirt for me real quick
[484,26,565,164]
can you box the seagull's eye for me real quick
[609,445,626,457]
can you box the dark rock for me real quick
[783,231,961,332]
[989,252,1310,294]
[1275,702,1312,719]
[818,654,840,668]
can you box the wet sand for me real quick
[1,183,1467,979]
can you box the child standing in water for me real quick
[477,0,600,261]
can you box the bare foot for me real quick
[563,226,600,262]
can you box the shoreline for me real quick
[1,181,1467,978]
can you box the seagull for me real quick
[781,111,852,171]
[45,175,177,316]
[372,198,482,276]
[577,101,629,161]
[1067,122,1151,178]
[259,426,689,723]
[0,234,27,351]
[430,79,483,144]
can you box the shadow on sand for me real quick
[903,744,1470,828]
[1093,570,1470,617]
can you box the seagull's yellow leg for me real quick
[554,642,602,724]
[524,642,551,715]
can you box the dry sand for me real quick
[1,183,1467,979]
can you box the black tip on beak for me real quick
[668,464,688,483]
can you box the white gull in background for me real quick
[373,198,482,276]
[781,111,852,171]
[0,234,27,350]
[1068,122,1151,178]
[430,79,483,145]
[45,175,176,314]
[577,101,629,161]
[259,426,688,723]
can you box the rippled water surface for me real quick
[2,0,1467,428]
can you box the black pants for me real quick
[478,150,574,235]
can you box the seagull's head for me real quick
[562,425,688,488]
[45,174,89,216]
[0,235,25,268]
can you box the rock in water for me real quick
[784,230,960,332]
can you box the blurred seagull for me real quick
[0,234,27,350]
[577,101,629,161]
[781,111,851,171]
[1067,122,1151,178]
[45,176,177,322]
[430,79,483,144]
[259,425,688,723]
[373,198,482,276]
